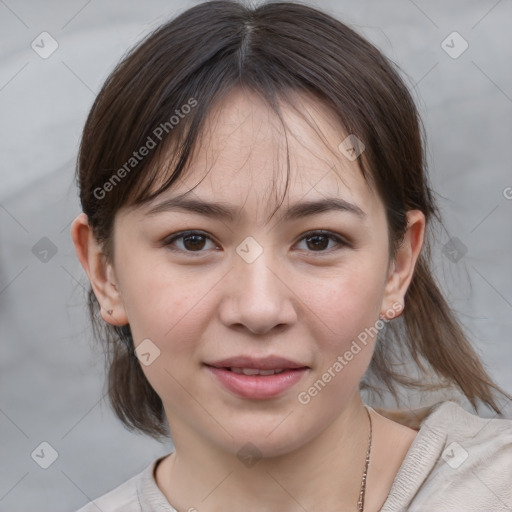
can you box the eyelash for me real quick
[162,230,349,257]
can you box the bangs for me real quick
[117,81,377,230]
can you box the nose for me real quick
[218,249,298,336]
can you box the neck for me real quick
[159,392,373,512]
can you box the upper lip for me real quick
[205,356,309,370]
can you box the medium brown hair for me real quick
[75,0,511,439]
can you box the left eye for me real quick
[163,230,346,255]
[295,231,346,253]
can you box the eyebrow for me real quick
[146,195,366,222]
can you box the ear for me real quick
[70,213,128,326]
[380,210,426,320]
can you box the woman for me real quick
[71,1,512,510]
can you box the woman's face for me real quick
[108,89,403,456]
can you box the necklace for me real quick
[357,405,373,512]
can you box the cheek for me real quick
[117,272,171,341]
[291,267,384,427]
[117,264,210,407]
[117,250,181,329]
[118,257,218,360]
[298,260,386,349]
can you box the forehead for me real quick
[144,88,384,224]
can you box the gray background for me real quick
[1,0,511,510]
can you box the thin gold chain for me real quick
[357,406,373,512]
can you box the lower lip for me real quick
[205,366,308,399]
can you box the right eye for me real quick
[163,230,219,256]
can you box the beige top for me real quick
[75,401,512,511]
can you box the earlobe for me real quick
[380,210,426,319]
[70,213,129,326]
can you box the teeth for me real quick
[242,368,260,375]
[258,369,280,376]
[230,368,285,375]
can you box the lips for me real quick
[204,356,309,399]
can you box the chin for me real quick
[207,417,316,460]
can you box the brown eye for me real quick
[182,234,207,251]
[164,231,217,255]
[296,231,347,253]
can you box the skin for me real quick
[72,88,425,512]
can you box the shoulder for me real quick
[74,457,168,512]
[424,400,512,464]
[74,473,141,512]
[381,400,512,512]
